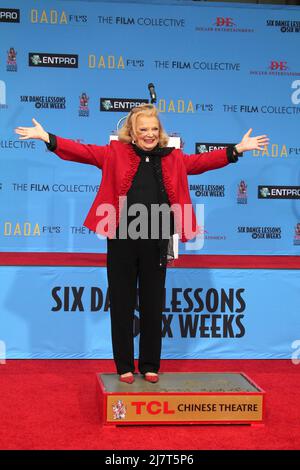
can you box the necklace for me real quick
[145,157,149,162]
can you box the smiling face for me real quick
[133,115,160,151]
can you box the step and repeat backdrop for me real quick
[1,265,300,359]
[0,0,300,358]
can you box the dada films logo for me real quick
[4,222,41,237]
[195,17,254,33]
[253,142,300,159]
[253,144,300,159]
[6,47,17,72]
[79,92,89,117]
[258,186,300,199]
[155,99,212,113]
[29,53,78,68]
[100,98,148,112]
[88,55,144,70]
[31,8,88,24]
[4,221,61,236]
[0,8,20,23]
[237,180,247,204]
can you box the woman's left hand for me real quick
[235,129,270,153]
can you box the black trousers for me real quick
[107,238,166,375]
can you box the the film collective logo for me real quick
[97,15,185,27]
[258,186,300,199]
[20,95,66,109]
[250,61,300,77]
[100,98,148,112]
[79,93,89,117]
[266,19,300,33]
[29,53,78,68]
[6,47,17,72]
[195,17,254,33]
[0,8,20,23]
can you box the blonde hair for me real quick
[118,104,169,147]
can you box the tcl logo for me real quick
[132,401,175,415]
[215,17,236,27]
[269,61,288,71]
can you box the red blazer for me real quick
[53,137,230,242]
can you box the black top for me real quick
[127,151,161,208]
[116,144,174,241]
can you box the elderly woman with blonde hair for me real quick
[15,104,269,383]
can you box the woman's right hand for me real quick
[15,118,50,143]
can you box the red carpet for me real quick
[0,359,299,450]
[1,252,300,269]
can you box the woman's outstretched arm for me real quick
[184,128,269,175]
[15,118,109,169]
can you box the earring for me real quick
[132,139,136,144]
